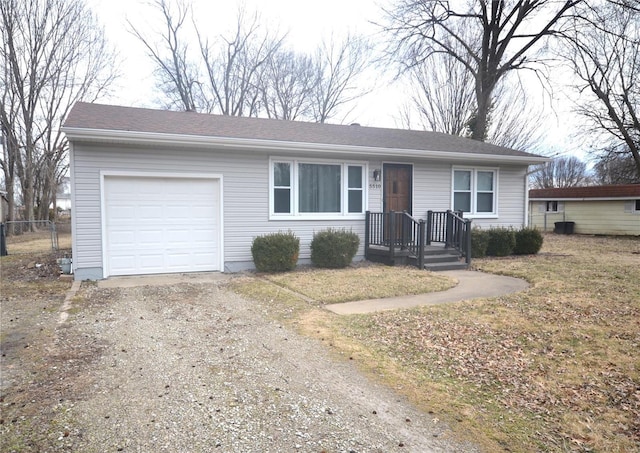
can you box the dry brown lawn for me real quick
[5,231,71,254]
[262,264,455,303]
[231,234,640,452]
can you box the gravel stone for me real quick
[8,280,480,452]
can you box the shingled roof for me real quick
[63,102,546,162]
[529,184,640,199]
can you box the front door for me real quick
[383,164,412,214]
[383,164,412,244]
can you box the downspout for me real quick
[524,169,530,227]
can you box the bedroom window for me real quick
[546,201,559,212]
[273,162,292,213]
[271,160,365,218]
[452,168,497,216]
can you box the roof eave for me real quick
[529,196,639,201]
[61,127,550,165]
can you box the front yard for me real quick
[2,232,638,451]
[231,234,640,452]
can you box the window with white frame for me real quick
[546,201,559,212]
[452,168,497,215]
[271,160,365,218]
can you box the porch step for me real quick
[366,244,469,271]
[408,249,468,271]
[423,261,469,271]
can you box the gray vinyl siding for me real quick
[71,142,530,278]
[412,162,527,227]
[72,143,368,276]
[413,161,452,215]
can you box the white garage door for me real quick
[104,175,221,276]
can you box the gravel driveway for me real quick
[3,277,479,452]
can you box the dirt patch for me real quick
[1,252,69,281]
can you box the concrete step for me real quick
[423,261,469,271]
[423,246,457,256]
[422,253,462,264]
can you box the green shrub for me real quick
[514,227,544,255]
[471,228,490,258]
[310,228,360,268]
[486,227,516,257]
[251,231,299,272]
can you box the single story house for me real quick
[529,184,640,236]
[62,102,547,280]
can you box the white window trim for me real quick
[451,167,499,218]
[269,157,368,220]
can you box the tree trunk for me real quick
[471,77,493,141]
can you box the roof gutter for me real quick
[61,127,551,165]
[530,197,639,201]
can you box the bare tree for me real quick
[128,0,200,111]
[401,53,475,135]
[381,0,583,142]
[400,55,544,151]
[259,49,318,120]
[0,0,117,223]
[486,78,546,151]
[592,147,640,184]
[530,156,589,188]
[560,1,640,176]
[196,9,285,116]
[131,5,371,124]
[310,34,372,123]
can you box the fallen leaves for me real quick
[342,234,640,452]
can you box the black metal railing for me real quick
[427,210,472,264]
[365,211,425,268]
[365,210,472,267]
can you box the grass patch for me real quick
[230,235,640,452]
[260,264,456,304]
[5,231,71,254]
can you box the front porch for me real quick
[364,210,472,271]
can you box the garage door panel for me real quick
[104,176,220,276]
[139,253,166,271]
[109,230,136,247]
[165,205,191,219]
[139,206,164,221]
[110,255,136,273]
[191,229,217,242]
[138,230,164,246]
[109,206,137,221]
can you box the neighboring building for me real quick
[529,184,640,236]
[55,177,72,212]
[62,102,547,280]
[0,190,8,223]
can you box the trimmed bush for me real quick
[310,228,360,268]
[514,227,544,255]
[486,227,516,257]
[251,231,299,272]
[471,228,490,258]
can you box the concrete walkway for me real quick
[325,270,529,315]
[97,272,230,288]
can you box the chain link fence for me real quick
[1,220,72,255]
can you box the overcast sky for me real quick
[87,0,586,159]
